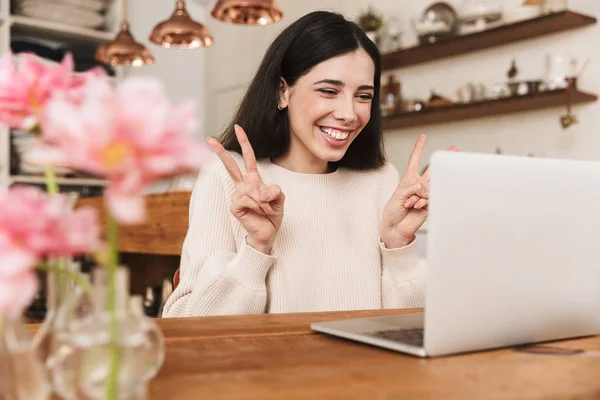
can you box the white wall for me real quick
[203,0,600,170]
[127,0,207,137]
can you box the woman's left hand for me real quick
[380,135,459,249]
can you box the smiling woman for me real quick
[162,11,458,318]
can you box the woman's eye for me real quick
[318,89,337,95]
[357,94,374,100]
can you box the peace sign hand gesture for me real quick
[208,125,285,254]
[380,135,459,249]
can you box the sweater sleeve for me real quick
[378,163,427,308]
[380,238,427,308]
[161,157,276,317]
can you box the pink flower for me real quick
[0,186,102,317]
[0,52,104,131]
[0,186,101,256]
[27,76,210,224]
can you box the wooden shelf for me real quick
[10,15,114,43]
[382,89,597,130]
[382,11,597,71]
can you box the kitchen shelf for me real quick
[10,175,106,186]
[10,15,114,43]
[382,89,597,130]
[381,11,597,71]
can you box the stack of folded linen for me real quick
[13,0,108,30]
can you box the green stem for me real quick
[107,215,119,273]
[43,168,70,306]
[36,262,93,297]
[57,257,69,303]
[105,215,120,400]
[44,167,58,195]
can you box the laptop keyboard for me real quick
[371,327,424,347]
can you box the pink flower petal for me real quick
[106,189,146,225]
[0,186,101,261]
[0,248,37,278]
[62,207,102,253]
[0,51,93,132]
[0,273,38,318]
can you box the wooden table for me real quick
[148,309,600,399]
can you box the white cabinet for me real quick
[0,0,124,191]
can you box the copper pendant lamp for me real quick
[211,0,283,25]
[149,0,213,49]
[95,0,154,66]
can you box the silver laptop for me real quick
[311,151,600,357]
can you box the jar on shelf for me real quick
[413,2,459,44]
[543,0,568,14]
[459,0,503,33]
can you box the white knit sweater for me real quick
[162,152,427,317]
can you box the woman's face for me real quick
[279,49,375,168]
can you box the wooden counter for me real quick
[144,309,600,399]
[76,191,191,293]
[76,191,191,256]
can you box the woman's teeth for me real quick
[320,127,350,140]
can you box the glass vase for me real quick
[0,316,51,400]
[65,266,163,400]
[32,192,83,370]
[47,274,94,400]
[33,257,84,369]
[128,295,165,381]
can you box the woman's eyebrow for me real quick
[313,79,344,86]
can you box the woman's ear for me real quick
[278,78,289,110]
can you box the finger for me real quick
[239,184,275,215]
[260,185,284,208]
[235,125,259,175]
[404,195,420,208]
[399,182,428,201]
[405,135,426,178]
[231,194,264,217]
[422,145,460,182]
[208,137,243,183]
[414,198,428,210]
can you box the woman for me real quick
[162,11,457,317]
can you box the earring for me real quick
[277,105,283,111]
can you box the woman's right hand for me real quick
[208,125,285,254]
